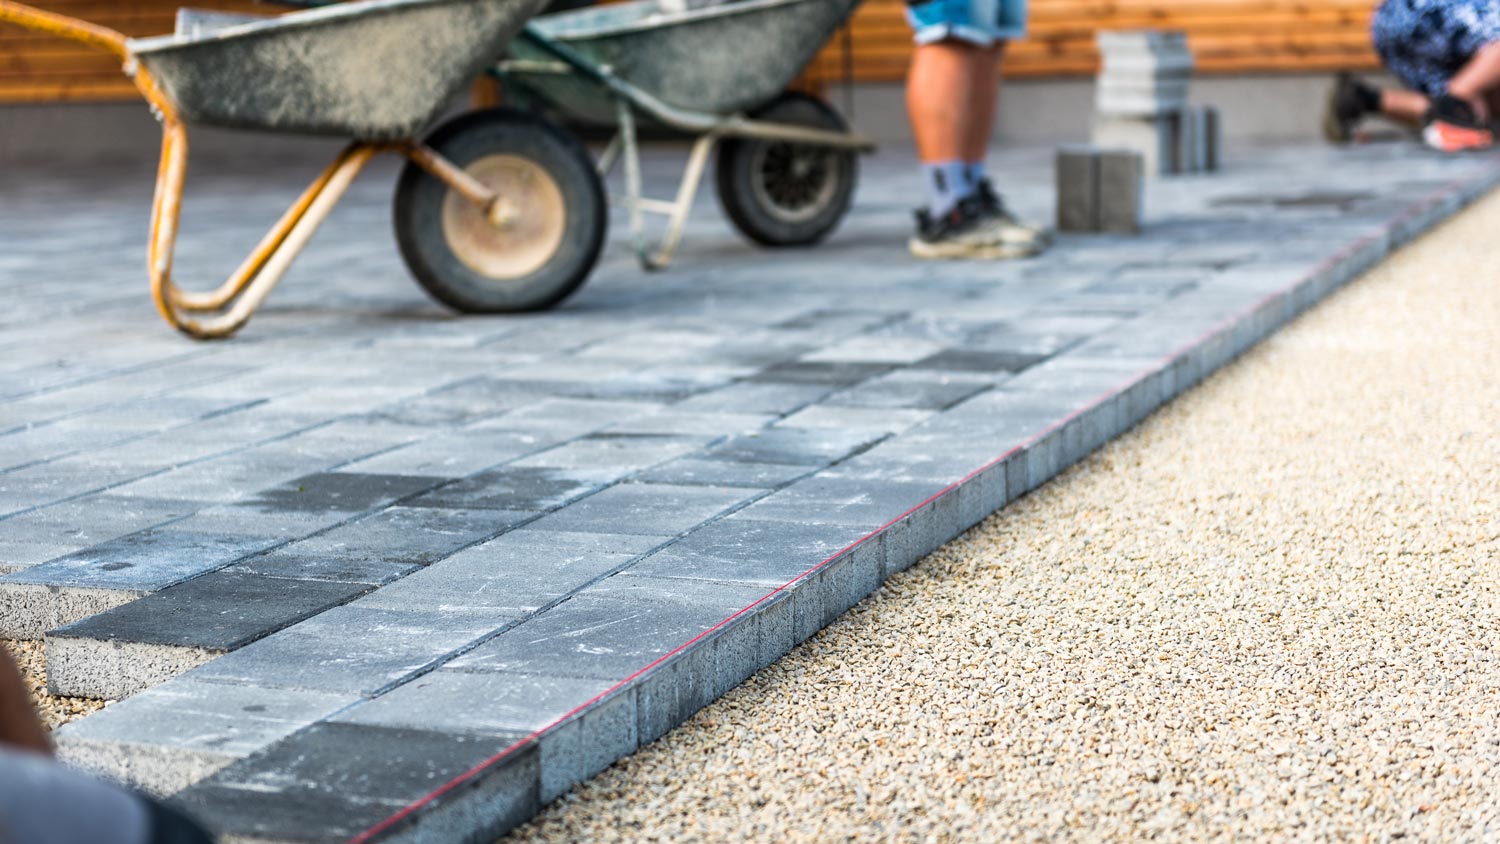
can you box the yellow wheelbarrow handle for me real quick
[0,1,385,339]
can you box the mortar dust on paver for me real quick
[500,191,1500,842]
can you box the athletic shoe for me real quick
[973,178,1054,248]
[1323,72,1378,144]
[909,195,1040,260]
[1423,94,1495,152]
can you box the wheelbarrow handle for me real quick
[0,1,128,61]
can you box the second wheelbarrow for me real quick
[0,0,609,338]
[498,0,876,269]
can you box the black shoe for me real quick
[973,178,1053,247]
[1323,72,1379,143]
[1422,93,1496,151]
[909,195,1021,260]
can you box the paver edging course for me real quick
[155,167,1500,844]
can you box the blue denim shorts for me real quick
[1372,0,1500,96]
[906,0,1026,46]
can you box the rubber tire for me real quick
[714,92,858,248]
[393,108,606,314]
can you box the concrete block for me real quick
[55,679,357,797]
[1094,114,1177,177]
[1203,105,1221,171]
[1056,145,1100,232]
[1098,148,1145,234]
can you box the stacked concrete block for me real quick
[1056,146,1144,234]
[1092,30,1221,176]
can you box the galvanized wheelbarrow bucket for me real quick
[499,0,875,269]
[0,0,609,338]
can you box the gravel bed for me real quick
[4,639,106,730]
[505,191,1500,843]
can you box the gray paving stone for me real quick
[911,348,1049,374]
[48,571,371,698]
[352,528,650,616]
[673,380,834,415]
[631,456,819,488]
[523,483,758,537]
[187,605,513,696]
[621,518,872,586]
[747,360,895,386]
[703,427,885,467]
[825,369,994,410]
[338,429,555,477]
[231,506,529,584]
[242,472,446,514]
[733,476,951,529]
[0,529,285,638]
[447,577,769,680]
[331,669,636,802]
[170,722,534,844]
[404,465,606,512]
[509,435,704,474]
[56,679,358,796]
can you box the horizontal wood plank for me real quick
[0,0,1382,104]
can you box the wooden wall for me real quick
[806,0,1382,83]
[0,0,1381,104]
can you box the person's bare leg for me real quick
[1446,40,1500,117]
[0,644,52,756]
[961,42,1005,165]
[907,40,979,164]
[1380,88,1431,126]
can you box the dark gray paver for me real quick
[170,723,533,844]
[48,571,372,698]
[403,466,604,511]
[231,506,530,584]
[5,142,1497,843]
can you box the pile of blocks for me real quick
[1091,30,1220,176]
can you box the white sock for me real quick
[922,160,972,218]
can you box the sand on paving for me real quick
[5,639,105,730]
[506,190,1500,844]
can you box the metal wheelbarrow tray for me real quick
[0,0,609,338]
[499,0,875,269]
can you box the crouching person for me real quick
[1326,0,1500,150]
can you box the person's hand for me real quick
[0,644,52,756]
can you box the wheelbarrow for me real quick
[0,0,609,338]
[498,0,876,269]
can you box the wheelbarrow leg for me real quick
[614,99,718,271]
[146,116,381,339]
[653,132,718,270]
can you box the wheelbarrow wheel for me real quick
[714,92,858,248]
[394,109,606,314]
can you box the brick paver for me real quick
[1,140,1495,843]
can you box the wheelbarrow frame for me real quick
[0,1,535,339]
[498,18,876,270]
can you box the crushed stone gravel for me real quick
[5,639,106,731]
[505,190,1500,843]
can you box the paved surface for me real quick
[0,139,1495,842]
[502,186,1500,844]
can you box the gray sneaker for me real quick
[909,195,1040,260]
